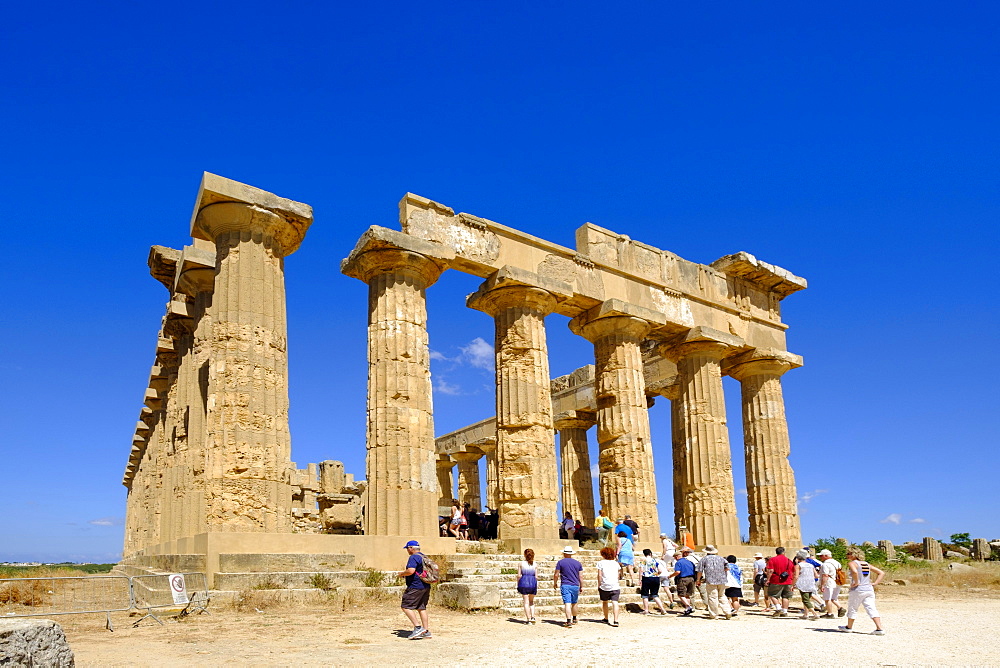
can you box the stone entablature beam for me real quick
[342,226,453,537]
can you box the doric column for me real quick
[452,451,483,509]
[661,328,743,546]
[436,456,455,511]
[554,411,596,526]
[342,228,451,537]
[192,176,312,533]
[468,269,568,539]
[727,350,802,546]
[571,305,662,539]
[476,440,499,509]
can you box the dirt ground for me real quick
[58,586,998,666]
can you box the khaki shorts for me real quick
[767,584,793,599]
[676,576,696,597]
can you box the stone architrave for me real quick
[452,451,483,510]
[571,302,664,539]
[971,538,990,561]
[436,456,455,510]
[878,540,896,560]
[923,537,943,561]
[468,268,568,539]
[192,176,313,533]
[661,328,743,547]
[554,410,597,527]
[726,349,803,546]
[342,228,453,537]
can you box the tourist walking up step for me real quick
[517,549,538,624]
[659,534,678,608]
[839,547,886,635]
[818,549,845,618]
[596,546,622,627]
[639,549,668,615]
[751,552,767,607]
[725,555,743,616]
[616,530,636,587]
[695,545,732,620]
[794,550,820,620]
[623,515,639,542]
[660,533,678,563]
[398,540,432,640]
[670,546,697,616]
[765,547,795,617]
[596,509,614,546]
[561,512,576,540]
[553,546,584,628]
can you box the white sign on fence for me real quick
[168,574,189,605]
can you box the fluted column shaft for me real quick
[578,317,660,538]
[557,420,596,526]
[452,452,483,509]
[195,202,303,533]
[469,286,559,539]
[436,457,455,510]
[349,248,444,536]
[665,341,740,546]
[729,358,801,545]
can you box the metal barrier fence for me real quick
[0,573,210,631]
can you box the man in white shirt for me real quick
[751,552,767,607]
[818,549,846,618]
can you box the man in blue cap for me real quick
[398,540,432,639]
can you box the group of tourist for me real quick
[440,500,499,540]
[397,531,886,640]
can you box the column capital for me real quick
[569,299,665,342]
[450,450,483,463]
[466,266,571,317]
[659,326,747,362]
[553,409,597,430]
[724,348,803,380]
[341,226,453,286]
[436,455,454,470]
[189,172,312,257]
[471,438,497,454]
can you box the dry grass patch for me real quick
[892,562,1000,589]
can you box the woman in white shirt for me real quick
[596,546,623,627]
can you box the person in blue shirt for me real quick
[669,546,697,616]
[398,540,431,639]
[613,519,634,542]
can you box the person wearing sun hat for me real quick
[670,545,697,616]
[752,552,768,607]
[398,540,432,639]
[695,545,732,620]
[553,545,584,627]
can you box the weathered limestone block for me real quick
[452,451,483,509]
[468,271,567,539]
[316,461,365,534]
[192,176,313,534]
[572,304,662,539]
[342,228,453,537]
[726,349,802,547]
[433,583,501,610]
[878,540,896,560]
[555,411,596,527]
[0,619,75,667]
[923,537,943,561]
[661,328,743,546]
[972,538,991,561]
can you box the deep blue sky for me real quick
[2,2,997,562]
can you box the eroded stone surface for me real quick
[0,619,75,667]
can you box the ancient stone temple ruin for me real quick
[122,173,807,581]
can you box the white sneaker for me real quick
[407,627,425,639]
[871,630,885,636]
[837,626,853,633]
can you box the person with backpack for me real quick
[595,509,614,546]
[398,540,437,639]
[818,549,846,618]
[764,546,795,617]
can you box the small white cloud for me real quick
[798,489,828,504]
[88,517,124,527]
[429,350,449,362]
[909,517,927,524]
[434,378,463,396]
[460,337,494,371]
[736,488,748,497]
[880,513,902,525]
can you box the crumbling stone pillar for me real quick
[193,189,311,533]
[573,314,660,539]
[972,538,990,561]
[878,540,896,560]
[477,440,499,509]
[468,275,564,539]
[555,411,596,527]
[662,331,741,546]
[436,456,455,510]
[727,351,802,546]
[452,451,483,510]
[343,246,446,537]
[923,537,943,561]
